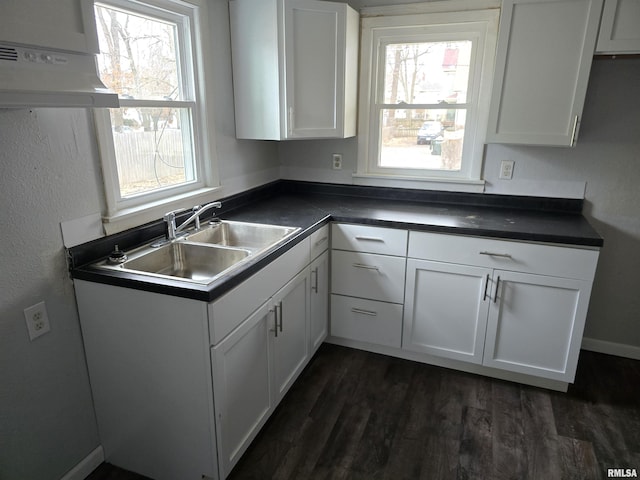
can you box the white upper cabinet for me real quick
[596,0,640,54]
[486,0,604,146]
[230,0,359,140]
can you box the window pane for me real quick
[383,41,472,105]
[110,107,196,197]
[95,3,183,100]
[379,108,466,171]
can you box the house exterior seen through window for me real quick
[357,9,499,189]
[379,40,472,171]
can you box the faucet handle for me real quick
[163,207,188,221]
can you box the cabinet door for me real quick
[483,270,592,382]
[596,0,640,53]
[403,259,491,364]
[309,251,329,354]
[272,269,310,403]
[486,0,603,146]
[283,0,353,138]
[212,301,273,478]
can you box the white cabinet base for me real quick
[325,335,571,392]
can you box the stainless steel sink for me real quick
[184,220,300,252]
[103,243,250,283]
[95,220,300,284]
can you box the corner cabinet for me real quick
[486,0,604,146]
[596,0,640,54]
[229,0,359,140]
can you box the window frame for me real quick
[91,0,219,228]
[356,7,499,192]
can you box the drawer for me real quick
[331,250,406,303]
[408,231,599,280]
[330,294,403,348]
[332,223,407,256]
[309,224,330,260]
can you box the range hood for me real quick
[0,42,119,109]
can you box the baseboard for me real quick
[581,337,640,360]
[60,445,104,480]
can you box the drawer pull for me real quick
[352,263,380,272]
[351,307,377,317]
[479,251,513,259]
[354,236,385,242]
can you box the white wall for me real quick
[280,57,640,351]
[0,109,104,479]
[0,2,279,478]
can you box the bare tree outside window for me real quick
[95,2,196,197]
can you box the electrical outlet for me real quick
[24,301,51,341]
[499,160,515,180]
[332,153,342,170]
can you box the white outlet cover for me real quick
[24,301,51,341]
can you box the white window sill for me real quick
[352,173,486,193]
[102,186,224,235]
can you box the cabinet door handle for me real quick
[311,267,319,293]
[352,263,380,272]
[277,301,283,332]
[479,251,513,259]
[314,236,328,246]
[483,274,490,301]
[272,307,278,338]
[354,236,385,242]
[351,307,377,317]
[494,276,501,303]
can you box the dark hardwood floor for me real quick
[86,344,640,480]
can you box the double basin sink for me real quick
[97,220,300,284]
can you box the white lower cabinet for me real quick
[329,223,408,348]
[212,302,273,477]
[272,270,310,402]
[403,259,490,364]
[483,270,592,381]
[403,231,599,383]
[213,268,310,477]
[309,250,329,353]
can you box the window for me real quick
[92,0,217,220]
[356,9,498,190]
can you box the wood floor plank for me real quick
[557,435,600,480]
[491,381,527,480]
[457,406,492,480]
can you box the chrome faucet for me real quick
[163,201,222,241]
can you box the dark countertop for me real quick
[69,181,603,302]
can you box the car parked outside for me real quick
[416,121,443,145]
